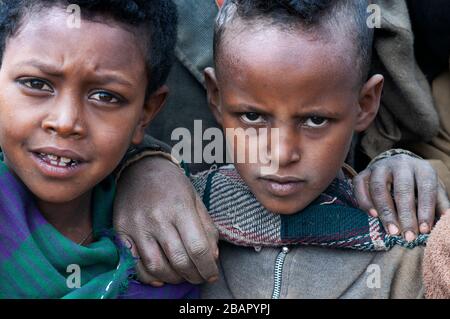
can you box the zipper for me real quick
[271,246,290,299]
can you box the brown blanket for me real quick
[362,0,439,158]
[423,213,450,298]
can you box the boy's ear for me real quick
[131,85,168,145]
[204,67,223,126]
[354,74,384,132]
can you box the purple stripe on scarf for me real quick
[0,174,31,258]
[119,280,199,299]
[0,170,48,258]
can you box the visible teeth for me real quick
[37,152,79,167]
[60,157,72,164]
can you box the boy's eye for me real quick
[19,79,53,92]
[304,116,328,128]
[89,92,120,104]
[240,112,265,124]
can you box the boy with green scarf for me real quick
[0,0,197,299]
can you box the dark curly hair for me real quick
[214,0,373,85]
[0,0,178,95]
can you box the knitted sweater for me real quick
[190,165,427,299]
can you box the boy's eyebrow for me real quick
[14,59,134,87]
[294,105,342,118]
[15,59,64,77]
[227,103,271,115]
[92,73,134,88]
[228,103,342,117]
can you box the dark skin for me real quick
[114,26,449,286]
[0,8,166,244]
[206,27,383,215]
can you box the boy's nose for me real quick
[270,127,301,167]
[41,97,85,138]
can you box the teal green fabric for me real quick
[0,160,136,299]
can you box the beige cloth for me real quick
[362,0,439,158]
[423,213,450,299]
[406,59,450,190]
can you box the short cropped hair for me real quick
[214,0,373,84]
[0,0,178,95]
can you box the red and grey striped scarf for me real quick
[190,165,428,251]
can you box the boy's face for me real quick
[205,26,383,214]
[0,8,165,205]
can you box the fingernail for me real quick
[388,224,399,235]
[124,239,133,250]
[443,208,450,216]
[404,231,416,242]
[150,281,164,287]
[419,223,430,234]
[208,276,218,283]
[369,209,378,218]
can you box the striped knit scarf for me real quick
[190,165,428,251]
[0,160,198,299]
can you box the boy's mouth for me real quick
[259,175,306,197]
[29,147,88,178]
[35,153,80,167]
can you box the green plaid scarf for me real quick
[0,160,135,299]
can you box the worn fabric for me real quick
[188,165,427,299]
[362,0,439,158]
[190,165,427,251]
[0,160,198,299]
[423,213,450,299]
[202,241,425,299]
[405,62,450,190]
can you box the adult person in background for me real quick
[113,0,450,286]
[402,0,450,190]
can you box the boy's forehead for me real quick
[8,7,147,78]
[217,25,356,90]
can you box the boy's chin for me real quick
[258,196,311,215]
[30,187,89,205]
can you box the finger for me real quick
[134,234,185,285]
[392,167,418,240]
[116,231,139,258]
[159,227,206,284]
[196,195,220,260]
[415,164,438,234]
[115,232,165,286]
[135,260,164,287]
[369,166,400,236]
[353,169,377,217]
[436,180,450,218]
[173,197,219,282]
